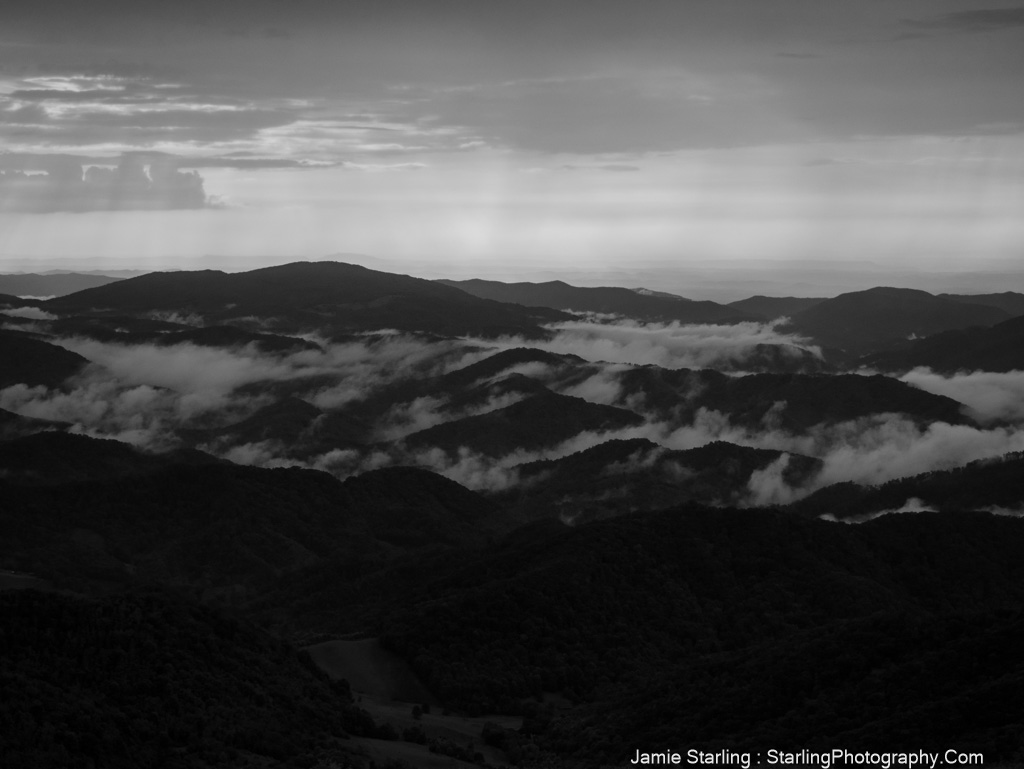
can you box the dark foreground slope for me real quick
[0,433,507,597]
[549,609,1024,766]
[374,507,1024,765]
[0,590,376,769]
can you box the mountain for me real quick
[612,366,970,430]
[0,433,506,596]
[0,272,121,297]
[377,506,1024,728]
[497,438,822,521]
[0,590,376,768]
[863,314,1024,374]
[941,291,1024,317]
[0,330,89,388]
[45,261,569,338]
[782,287,1010,355]
[0,431,218,485]
[401,389,644,458]
[181,397,371,457]
[0,292,37,307]
[436,278,755,323]
[49,316,321,353]
[548,608,1024,765]
[792,451,1024,521]
[726,295,826,320]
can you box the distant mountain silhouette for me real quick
[941,291,1024,317]
[498,438,821,521]
[726,295,826,320]
[46,261,568,338]
[864,314,1024,373]
[0,330,89,388]
[401,389,644,458]
[782,287,1010,355]
[0,272,121,297]
[437,278,755,323]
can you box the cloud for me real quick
[6,324,1023,507]
[900,368,1024,424]
[744,454,801,507]
[0,154,210,212]
[0,372,192,450]
[819,497,937,525]
[0,331,481,452]
[0,307,57,320]
[473,319,822,371]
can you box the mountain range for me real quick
[46,262,569,339]
[4,260,1024,768]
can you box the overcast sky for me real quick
[1,0,1023,291]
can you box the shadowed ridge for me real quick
[438,277,756,324]
[784,286,1010,355]
[45,261,568,338]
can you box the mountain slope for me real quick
[726,295,826,320]
[46,261,569,338]
[0,408,70,441]
[0,433,507,595]
[498,438,822,520]
[0,272,121,297]
[783,287,1010,355]
[941,291,1024,317]
[401,390,644,458]
[864,314,1024,373]
[378,506,1024,719]
[0,590,375,768]
[792,451,1024,521]
[0,330,89,388]
[437,278,754,323]
[612,366,970,430]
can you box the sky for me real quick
[1,0,1023,296]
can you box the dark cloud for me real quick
[420,74,807,153]
[902,8,1024,34]
[0,154,209,213]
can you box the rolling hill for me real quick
[726,295,826,320]
[863,314,1024,374]
[0,330,90,388]
[782,287,1010,355]
[45,261,569,338]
